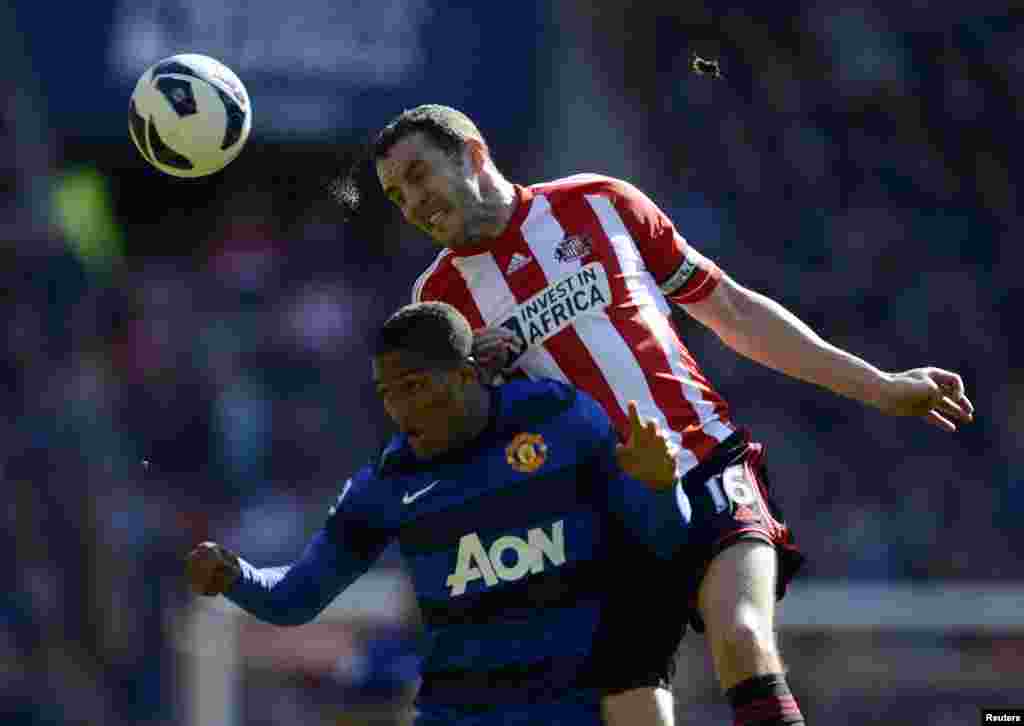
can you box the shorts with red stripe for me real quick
[676,429,805,633]
[587,430,804,695]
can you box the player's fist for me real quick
[472,327,521,383]
[185,541,241,596]
[878,367,974,432]
[615,401,676,490]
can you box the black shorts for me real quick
[675,431,805,632]
[589,431,805,695]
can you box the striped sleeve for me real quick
[410,252,488,329]
[606,179,722,304]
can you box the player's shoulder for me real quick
[326,460,381,519]
[373,433,422,478]
[498,377,575,419]
[333,439,412,501]
[529,173,642,203]
[497,379,611,458]
[411,247,457,303]
[497,377,605,430]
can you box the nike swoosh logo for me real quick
[403,480,440,505]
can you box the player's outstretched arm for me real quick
[681,273,975,431]
[184,530,373,626]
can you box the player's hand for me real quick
[472,327,520,383]
[185,541,242,596]
[615,401,676,490]
[878,368,974,432]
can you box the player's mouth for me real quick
[420,201,449,232]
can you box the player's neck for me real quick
[486,176,518,236]
[458,174,517,249]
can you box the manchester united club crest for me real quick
[506,432,548,473]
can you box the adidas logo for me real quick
[506,253,532,274]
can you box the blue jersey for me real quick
[225,379,691,726]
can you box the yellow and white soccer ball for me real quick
[128,53,252,178]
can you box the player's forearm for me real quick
[224,530,359,626]
[707,282,891,409]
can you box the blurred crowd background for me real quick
[2,1,1020,724]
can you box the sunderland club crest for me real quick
[554,234,592,263]
[506,432,548,473]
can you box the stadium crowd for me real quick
[3,2,1019,723]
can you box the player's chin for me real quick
[435,219,468,248]
[430,226,456,247]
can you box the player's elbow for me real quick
[715,275,759,329]
[686,275,751,346]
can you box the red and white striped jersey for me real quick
[412,173,734,476]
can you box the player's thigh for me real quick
[601,686,675,726]
[684,446,804,635]
[697,539,778,637]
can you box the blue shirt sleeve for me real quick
[224,467,394,625]
[575,391,692,560]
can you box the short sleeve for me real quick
[410,252,487,328]
[606,179,722,304]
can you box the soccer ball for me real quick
[129,54,252,178]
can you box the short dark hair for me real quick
[373,302,473,370]
[331,106,488,222]
[373,104,487,162]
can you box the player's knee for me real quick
[601,687,674,726]
[714,609,777,662]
